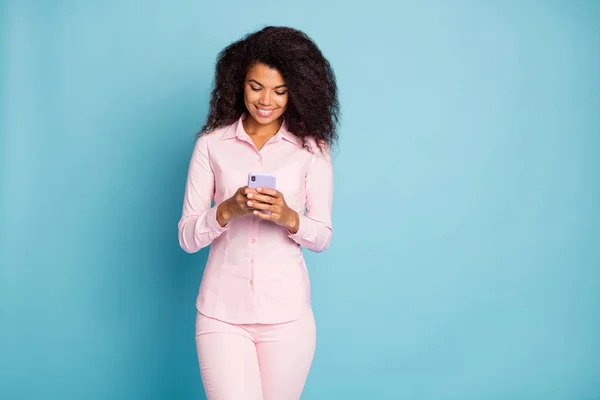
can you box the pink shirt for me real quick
[178,115,334,324]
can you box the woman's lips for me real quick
[256,106,276,117]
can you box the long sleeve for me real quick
[288,148,334,252]
[178,135,228,253]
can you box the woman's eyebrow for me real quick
[248,79,287,89]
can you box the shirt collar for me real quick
[220,114,302,147]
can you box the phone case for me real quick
[248,172,276,189]
[247,173,276,215]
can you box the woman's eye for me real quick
[275,91,287,96]
[250,86,261,92]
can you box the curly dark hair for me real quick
[199,26,340,151]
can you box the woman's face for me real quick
[244,63,289,126]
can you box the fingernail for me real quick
[257,188,262,192]
[247,201,252,206]
[247,193,253,199]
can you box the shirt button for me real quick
[251,239,256,243]
[250,258,254,263]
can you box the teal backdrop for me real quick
[1,1,599,399]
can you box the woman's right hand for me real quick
[216,186,253,227]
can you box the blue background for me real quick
[1,1,599,399]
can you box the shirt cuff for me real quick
[204,204,229,236]
[288,214,316,243]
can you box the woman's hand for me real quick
[246,188,300,233]
[216,186,253,227]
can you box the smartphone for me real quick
[247,172,276,214]
[248,172,276,189]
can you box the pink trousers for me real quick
[195,308,316,400]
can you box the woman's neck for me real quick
[243,114,282,138]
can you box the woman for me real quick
[178,26,339,400]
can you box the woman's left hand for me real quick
[245,188,300,233]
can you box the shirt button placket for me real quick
[249,220,258,286]
[250,150,262,287]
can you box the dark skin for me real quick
[216,186,300,233]
[216,63,300,233]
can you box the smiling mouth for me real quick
[256,106,276,117]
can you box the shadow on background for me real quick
[89,89,213,399]
[126,90,212,399]
[1,49,213,398]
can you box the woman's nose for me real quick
[259,91,271,105]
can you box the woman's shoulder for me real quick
[303,137,333,162]
[195,122,237,148]
[202,122,236,140]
